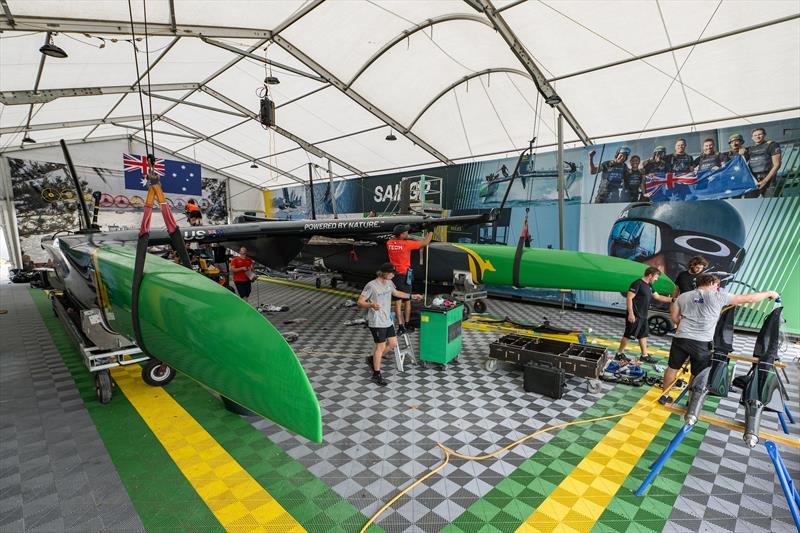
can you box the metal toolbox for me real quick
[489,334,608,379]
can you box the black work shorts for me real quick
[234,281,252,298]
[668,337,713,375]
[623,317,648,339]
[393,273,412,300]
[370,326,397,343]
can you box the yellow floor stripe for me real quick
[258,276,360,298]
[111,366,305,533]
[516,387,674,533]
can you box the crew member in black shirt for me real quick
[589,145,630,203]
[693,139,722,172]
[667,138,694,174]
[745,127,781,198]
[623,155,645,202]
[643,146,669,175]
[673,255,708,296]
[720,133,748,164]
[615,266,674,364]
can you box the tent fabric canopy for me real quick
[1,0,798,188]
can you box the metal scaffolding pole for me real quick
[557,114,565,250]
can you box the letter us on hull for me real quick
[94,245,322,443]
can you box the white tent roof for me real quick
[1,0,798,188]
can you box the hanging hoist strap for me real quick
[512,209,530,288]
[130,156,192,355]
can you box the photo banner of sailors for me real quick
[585,120,795,203]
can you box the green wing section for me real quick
[455,244,676,295]
[95,245,322,443]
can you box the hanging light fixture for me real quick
[544,93,562,107]
[385,129,397,141]
[39,34,68,59]
[250,161,258,168]
[22,135,36,144]
[264,76,280,85]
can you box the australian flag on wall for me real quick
[123,154,202,196]
[644,155,757,202]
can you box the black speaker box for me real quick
[259,97,275,127]
[523,363,565,399]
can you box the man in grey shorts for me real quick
[660,273,779,407]
[357,263,422,386]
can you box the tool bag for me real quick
[523,362,566,399]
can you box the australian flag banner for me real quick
[123,154,202,196]
[644,155,757,202]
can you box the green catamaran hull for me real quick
[94,245,322,443]
[304,241,676,295]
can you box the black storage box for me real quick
[489,334,607,379]
[523,363,566,399]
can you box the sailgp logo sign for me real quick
[373,180,432,203]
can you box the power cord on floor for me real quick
[359,372,689,532]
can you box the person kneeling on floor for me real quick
[659,273,779,406]
[357,262,422,386]
[615,266,674,364]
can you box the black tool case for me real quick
[489,334,607,379]
[523,363,566,399]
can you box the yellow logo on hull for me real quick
[452,245,495,282]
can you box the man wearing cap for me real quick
[745,127,782,198]
[589,145,630,203]
[643,146,669,175]
[357,262,422,386]
[387,224,433,333]
[666,138,694,174]
[720,133,748,164]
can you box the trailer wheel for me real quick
[587,379,602,393]
[648,315,672,336]
[462,303,472,320]
[142,360,176,386]
[473,299,487,314]
[483,358,498,372]
[95,371,113,404]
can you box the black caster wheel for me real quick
[483,359,498,372]
[462,304,472,320]
[142,359,176,386]
[648,315,672,336]
[95,371,113,404]
[473,299,487,314]
[436,364,447,372]
[418,360,428,369]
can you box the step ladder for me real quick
[394,331,416,372]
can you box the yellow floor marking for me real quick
[516,387,674,533]
[258,276,359,298]
[111,365,305,533]
[664,405,800,448]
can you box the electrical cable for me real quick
[359,372,689,532]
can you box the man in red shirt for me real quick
[229,246,255,300]
[386,224,433,333]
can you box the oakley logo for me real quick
[674,235,731,257]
